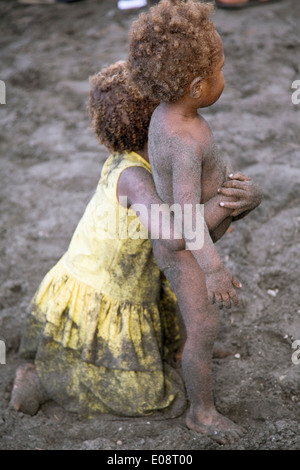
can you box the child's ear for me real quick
[190,77,202,99]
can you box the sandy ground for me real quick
[0,0,300,451]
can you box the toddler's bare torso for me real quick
[149,105,229,207]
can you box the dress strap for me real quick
[100,151,152,204]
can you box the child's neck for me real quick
[160,97,199,120]
[136,145,149,163]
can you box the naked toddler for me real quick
[128,0,262,444]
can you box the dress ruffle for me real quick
[19,257,187,418]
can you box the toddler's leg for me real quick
[174,305,234,362]
[152,241,245,445]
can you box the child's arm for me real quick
[117,166,185,251]
[202,194,233,243]
[169,136,241,308]
[119,164,242,308]
[118,167,237,248]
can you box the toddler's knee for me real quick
[151,239,183,273]
[159,236,185,252]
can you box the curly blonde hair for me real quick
[128,0,222,103]
[87,60,159,153]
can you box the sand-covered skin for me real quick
[0,0,300,450]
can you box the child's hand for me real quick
[205,266,242,309]
[218,172,262,218]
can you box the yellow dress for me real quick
[19,151,186,418]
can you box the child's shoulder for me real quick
[194,114,213,141]
[152,104,212,136]
[170,115,213,149]
[102,151,150,181]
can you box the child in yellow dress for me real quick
[10,60,261,424]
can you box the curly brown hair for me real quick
[87,60,159,153]
[128,0,222,103]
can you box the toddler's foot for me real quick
[186,407,245,445]
[9,363,48,416]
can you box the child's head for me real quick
[128,0,223,103]
[87,60,159,153]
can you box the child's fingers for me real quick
[218,187,246,198]
[232,276,242,289]
[228,172,251,182]
[222,293,232,309]
[216,292,237,309]
[219,200,247,210]
[221,179,250,190]
[215,293,223,309]
[229,290,239,307]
